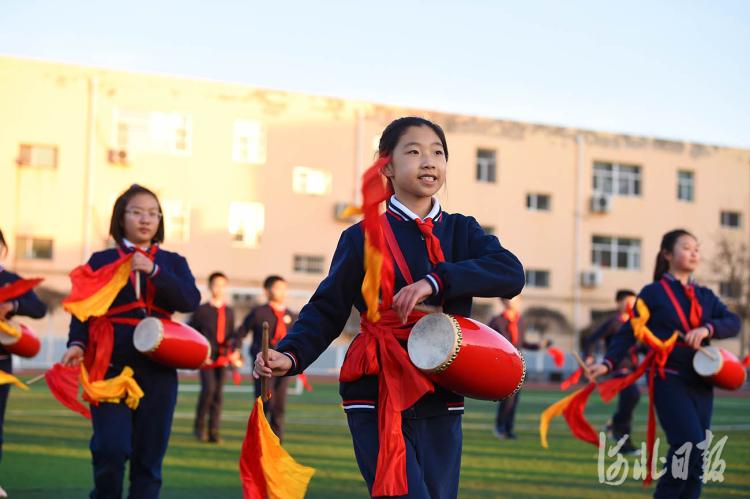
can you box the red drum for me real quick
[407,313,526,401]
[693,346,747,391]
[133,318,211,370]
[0,321,41,358]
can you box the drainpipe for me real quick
[82,76,98,262]
[573,134,584,351]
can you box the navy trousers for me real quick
[89,366,178,499]
[495,390,520,432]
[347,412,462,499]
[611,372,641,439]
[195,366,226,434]
[0,357,11,465]
[652,374,713,499]
[254,376,290,440]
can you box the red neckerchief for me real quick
[216,304,226,345]
[660,276,703,332]
[414,217,445,266]
[503,309,520,346]
[270,305,287,345]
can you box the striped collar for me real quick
[387,195,442,222]
[662,272,695,286]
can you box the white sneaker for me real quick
[0,484,8,497]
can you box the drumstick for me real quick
[572,352,594,382]
[675,331,716,361]
[261,321,269,402]
[25,373,46,386]
[413,304,442,315]
[135,270,141,301]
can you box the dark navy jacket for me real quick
[584,312,639,372]
[67,244,201,373]
[276,201,525,418]
[237,304,298,359]
[604,273,740,382]
[0,266,47,358]
[189,303,236,361]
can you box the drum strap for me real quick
[659,278,703,333]
[380,214,414,285]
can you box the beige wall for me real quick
[2,56,749,353]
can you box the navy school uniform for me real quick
[275,197,525,498]
[603,273,740,499]
[583,312,641,440]
[0,266,47,464]
[67,242,200,499]
[237,304,298,440]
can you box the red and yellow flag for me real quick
[540,383,598,449]
[546,347,565,368]
[45,363,91,419]
[239,397,315,499]
[0,278,44,304]
[63,254,133,322]
[0,370,29,391]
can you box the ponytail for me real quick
[653,229,694,281]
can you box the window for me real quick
[527,193,551,211]
[592,236,641,270]
[476,149,496,183]
[593,162,641,196]
[294,255,325,274]
[721,211,742,229]
[233,120,267,164]
[525,269,550,288]
[719,281,741,299]
[15,237,53,260]
[114,108,191,155]
[161,200,191,243]
[18,144,58,168]
[228,202,264,246]
[292,166,332,196]
[677,171,694,202]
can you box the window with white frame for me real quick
[527,193,551,211]
[294,255,325,274]
[677,170,694,202]
[228,202,265,246]
[15,237,53,260]
[293,166,332,196]
[720,211,742,229]
[476,149,496,183]
[18,144,58,168]
[161,200,191,243]
[591,236,641,270]
[593,162,642,196]
[232,120,267,164]
[114,108,191,155]
[525,269,550,288]
[719,281,741,299]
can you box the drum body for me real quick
[133,318,210,369]
[693,346,746,391]
[407,313,525,401]
[0,321,41,358]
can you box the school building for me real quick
[2,55,748,358]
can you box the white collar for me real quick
[122,238,154,251]
[662,272,695,286]
[389,195,441,221]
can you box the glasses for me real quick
[125,209,162,220]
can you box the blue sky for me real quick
[2,0,748,148]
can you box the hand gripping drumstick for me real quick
[261,321,270,402]
[572,351,595,382]
[675,330,716,361]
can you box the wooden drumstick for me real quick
[135,270,141,301]
[25,373,46,386]
[413,304,443,315]
[572,351,594,382]
[675,331,716,361]
[261,321,270,402]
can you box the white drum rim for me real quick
[133,317,165,354]
[0,320,21,346]
[693,346,723,377]
[407,313,462,373]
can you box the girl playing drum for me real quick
[60,184,200,499]
[254,117,525,498]
[588,229,741,498]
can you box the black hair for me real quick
[208,272,227,287]
[263,275,285,290]
[0,228,6,258]
[653,229,695,281]
[377,117,449,160]
[615,289,636,302]
[109,184,165,245]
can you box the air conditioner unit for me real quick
[590,193,612,213]
[334,202,360,222]
[108,148,133,165]
[581,269,603,288]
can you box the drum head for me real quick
[408,313,459,372]
[693,346,721,376]
[133,317,163,353]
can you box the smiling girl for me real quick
[254,117,525,498]
[60,184,200,499]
